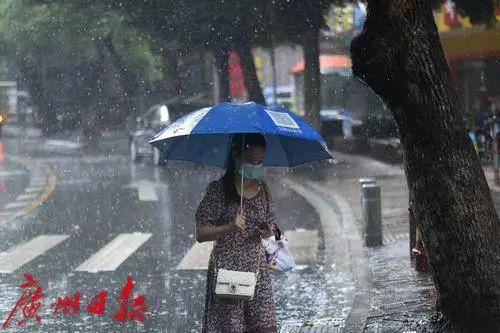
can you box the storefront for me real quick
[288,54,385,121]
[434,1,500,128]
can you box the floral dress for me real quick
[195,178,277,333]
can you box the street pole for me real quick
[269,3,277,106]
[270,44,277,106]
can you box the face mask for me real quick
[240,163,264,180]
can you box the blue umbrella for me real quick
[149,102,333,168]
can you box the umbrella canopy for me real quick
[149,102,333,168]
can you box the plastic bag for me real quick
[262,236,296,271]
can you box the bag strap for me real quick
[212,248,261,279]
[213,182,268,283]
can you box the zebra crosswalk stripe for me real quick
[0,235,70,273]
[176,229,318,270]
[4,201,29,210]
[74,232,152,273]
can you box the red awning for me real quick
[289,55,352,75]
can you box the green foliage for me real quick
[0,0,495,134]
[0,0,163,133]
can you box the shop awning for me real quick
[289,55,352,75]
[440,26,500,62]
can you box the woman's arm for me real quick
[196,213,246,243]
[196,224,233,243]
[254,222,274,239]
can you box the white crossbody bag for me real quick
[214,266,259,300]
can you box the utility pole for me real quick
[270,40,277,105]
[269,2,277,105]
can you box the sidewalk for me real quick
[284,153,435,332]
[285,153,500,332]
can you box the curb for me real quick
[483,167,500,193]
[302,181,373,333]
[281,177,373,333]
[1,155,58,227]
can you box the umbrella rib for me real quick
[276,134,292,167]
[223,133,234,169]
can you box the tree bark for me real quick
[214,45,231,102]
[303,27,322,132]
[162,47,183,98]
[351,0,500,330]
[233,35,266,105]
[18,65,58,136]
[101,36,137,120]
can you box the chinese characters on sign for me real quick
[2,273,45,328]
[2,274,146,329]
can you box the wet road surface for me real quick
[0,134,343,332]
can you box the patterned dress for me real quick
[195,178,277,333]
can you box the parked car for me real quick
[128,103,206,165]
[263,85,294,110]
[320,108,362,140]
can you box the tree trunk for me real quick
[162,47,183,97]
[37,100,58,137]
[351,0,500,330]
[214,45,231,102]
[18,68,58,136]
[234,36,266,105]
[102,36,138,116]
[303,27,322,132]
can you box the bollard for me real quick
[361,184,383,247]
[358,178,376,222]
[358,178,376,191]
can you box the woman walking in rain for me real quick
[195,133,278,333]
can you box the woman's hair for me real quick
[221,133,266,205]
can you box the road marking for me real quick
[0,235,69,273]
[75,232,152,273]
[176,241,214,270]
[30,180,46,186]
[0,170,27,178]
[15,193,38,201]
[383,232,409,244]
[45,139,82,150]
[22,165,57,215]
[57,179,90,186]
[176,229,318,270]
[24,186,45,193]
[396,232,408,239]
[4,201,29,210]
[383,234,395,244]
[136,180,158,201]
[1,156,58,226]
